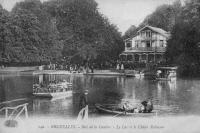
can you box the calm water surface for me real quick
[0,73,200,118]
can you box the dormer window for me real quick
[141,31,145,37]
[146,31,151,38]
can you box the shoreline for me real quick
[0,67,127,76]
[0,66,38,73]
[0,67,155,77]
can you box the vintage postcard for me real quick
[0,0,200,133]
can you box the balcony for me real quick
[125,47,166,52]
[136,36,158,41]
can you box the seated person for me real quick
[146,99,153,113]
[134,104,145,113]
[141,99,153,113]
[122,99,153,113]
[122,102,132,111]
[122,102,144,113]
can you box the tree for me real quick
[9,0,63,64]
[123,25,137,39]
[0,0,123,66]
[166,0,200,77]
[140,0,182,32]
[45,0,123,66]
[123,1,182,40]
[0,5,14,63]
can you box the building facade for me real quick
[120,25,170,64]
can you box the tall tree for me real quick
[9,0,63,63]
[0,5,14,63]
[45,0,123,65]
[141,0,182,31]
[166,0,200,77]
[1,0,123,66]
[123,25,137,39]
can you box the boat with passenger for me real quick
[33,80,73,98]
[155,67,177,81]
[95,100,156,117]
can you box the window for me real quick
[160,40,164,47]
[127,55,133,61]
[135,41,139,48]
[141,31,145,38]
[146,31,151,38]
[126,42,131,47]
[146,41,151,47]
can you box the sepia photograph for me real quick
[0,0,200,132]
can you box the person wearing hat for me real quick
[141,99,153,113]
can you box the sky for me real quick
[0,0,180,34]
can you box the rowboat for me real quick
[33,81,73,98]
[95,104,156,116]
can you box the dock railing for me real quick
[0,98,29,121]
[0,103,28,120]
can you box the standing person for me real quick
[91,64,94,73]
[70,65,73,73]
[116,63,120,70]
[65,64,68,71]
[121,63,124,72]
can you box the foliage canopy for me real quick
[0,0,123,66]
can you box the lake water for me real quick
[0,73,200,119]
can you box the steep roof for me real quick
[137,25,170,38]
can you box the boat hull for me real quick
[95,104,156,117]
[33,90,72,98]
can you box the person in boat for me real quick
[122,102,143,113]
[122,99,153,113]
[146,99,153,113]
[122,102,131,111]
[134,104,145,113]
[141,99,153,113]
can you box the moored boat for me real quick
[95,104,156,116]
[155,67,177,81]
[33,80,73,98]
[135,73,145,78]
[125,70,145,78]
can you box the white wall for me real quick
[129,30,167,48]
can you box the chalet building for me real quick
[120,25,170,64]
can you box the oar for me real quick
[113,111,126,118]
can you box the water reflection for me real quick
[31,97,73,118]
[156,80,177,105]
[0,74,33,102]
[0,73,200,118]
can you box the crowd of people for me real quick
[40,59,161,73]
